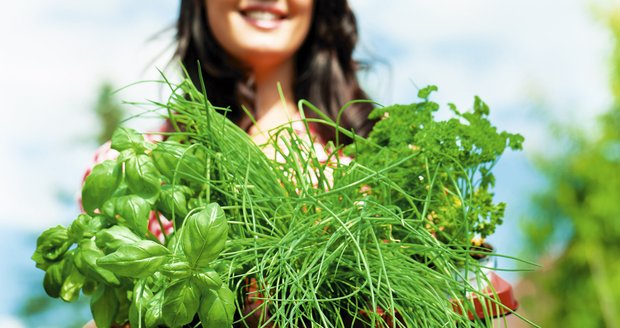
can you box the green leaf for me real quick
[95,225,142,254]
[198,284,235,328]
[182,203,228,268]
[161,261,193,280]
[101,198,117,219]
[129,280,153,327]
[75,239,120,285]
[60,265,86,302]
[473,96,490,116]
[114,287,131,325]
[91,285,119,328]
[43,260,65,298]
[192,267,222,290]
[113,195,151,237]
[32,225,72,270]
[162,279,201,327]
[157,184,189,221]
[151,142,206,183]
[508,133,525,150]
[418,85,438,100]
[68,214,105,242]
[126,153,161,201]
[145,290,164,328]
[151,141,186,181]
[111,127,146,152]
[82,160,122,214]
[82,279,97,296]
[97,240,171,278]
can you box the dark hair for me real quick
[175,0,374,143]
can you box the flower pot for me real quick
[453,271,519,320]
[452,243,519,320]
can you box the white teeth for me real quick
[245,11,279,21]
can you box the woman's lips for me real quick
[240,7,287,30]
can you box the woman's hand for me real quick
[83,320,96,328]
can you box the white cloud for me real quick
[0,316,25,328]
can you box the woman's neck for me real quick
[249,60,298,140]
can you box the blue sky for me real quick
[0,0,613,326]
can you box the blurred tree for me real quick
[94,82,125,144]
[519,7,620,328]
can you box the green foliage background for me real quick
[519,7,620,328]
[95,83,125,144]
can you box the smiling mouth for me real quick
[240,8,287,29]
[242,10,283,21]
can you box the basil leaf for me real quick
[152,142,205,183]
[68,214,104,242]
[145,290,164,328]
[101,198,117,219]
[182,203,228,268]
[75,239,120,286]
[82,160,122,214]
[198,284,235,328]
[151,142,187,182]
[95,225,142,254]
[111,127,146,152]
[157,184,189,220]
[114,287,131,325]
[97,240,171,278]
[32,225,72,270]
[43,260,64,298]
[161,261,192,280]
[126,154,161,200]
[82,279,97,296]
[128,299,142,327]
[114,195,151,237]
[60,265,86,302]
[162,279,201,327]
[91,285,119,328]
[129,281,152,328]
[192,267,222,291]
[187,198,207,213]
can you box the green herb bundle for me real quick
[345,86,524,246]
[32,77,525,327]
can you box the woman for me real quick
[175,0,374,145]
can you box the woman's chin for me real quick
[237,46,296,68]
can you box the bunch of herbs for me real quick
[345,86,524,247]
[32,76,524,327]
